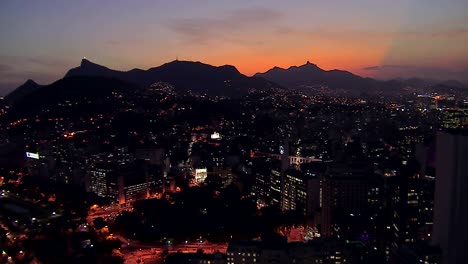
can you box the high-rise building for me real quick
[386,174,435,255]
[320,164,372,238]
[440,108,468,129]
[88,162,154,204]
[270,169,282,206]
[210,166,234,187]
[432,130,468,264]
[281,169,320,216]
[135,148,165,165]
[88,163,115,197]
[252,158,280,206]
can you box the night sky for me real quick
[1,0,467,94]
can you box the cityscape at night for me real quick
[1,1,467,264]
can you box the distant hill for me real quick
[255,61,381,91]
[255,61,468,95]
[5,79,42,103]
[6,59,280,118]
[8,76,136,118]
[64,59,277,97]
[8,59,466,106]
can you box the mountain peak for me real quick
[65,58,114,79]
[79,58,110,70]
[24,79,38,85]
[255,61,372,91]
[59,59,272,97]
[302,61,319,68]
[5,79,41,103]
[218,64,241,75]
[80,58,98,67]
[155,60,242,76]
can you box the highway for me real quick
[122,241,228,264]
[87,204,228,263]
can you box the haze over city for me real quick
[1,0,468,94]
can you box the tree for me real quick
[93,217,106,230]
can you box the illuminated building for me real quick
[109,175,153,205]
[386,174,435,252]
[320,164,372,238]
[194,168,208,183]
[115,146,133,164]
[88,163,114,197]
[435,96,456,109]
[25,151,52,181]
[88,162,154,204]
[253,170,270,203]
[226,241,261,264]
[110,164,154,204]
[440,108,468,129]
[227,239,363,264]
[251,158,279,205]
[210,132,221,139]
[270,169,282,206]
[135,148,165,165]
[259,153,321,167]
[281,169,320,216]
[432,129,468,264]
[289,239,362,264]
[210,166,234,187]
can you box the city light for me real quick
[25,152,40,159]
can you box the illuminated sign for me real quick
[195,168,208,183]
[210,132,221,139]
[26,152,40,159]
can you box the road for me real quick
[122,242,228,264]
[86,204,132,223]
[87,204,228,263]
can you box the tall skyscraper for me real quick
[320,164,370,238]
[433,130,468,264]
[281,169,320,216]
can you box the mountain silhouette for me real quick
[8,76,136,118]
[8,59,465,107]
[5,79,42,103]
[256,62,468,94]
[255,61,380,91]
[64,59,276,97]
[65,58,123,78]
[6,59,280,118]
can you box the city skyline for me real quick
[1,1,468,263]
[1,0,468,94]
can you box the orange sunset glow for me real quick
[1,0,467,94]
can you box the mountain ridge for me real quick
[5,79,42,103]
[65,59,257,89]
[254,61,467,93]
[8,76,137,118]
[7,59,467,103]
[6,59,279,105]
[255,61,381,93]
